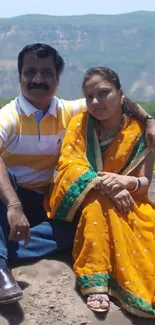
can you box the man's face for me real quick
[19,52,58,105]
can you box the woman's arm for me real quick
[97,152,155,196]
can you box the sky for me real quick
[1,0,155,17]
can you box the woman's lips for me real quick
[93,108,104,113]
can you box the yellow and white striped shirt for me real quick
[0,93,86,193]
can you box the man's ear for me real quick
[56,77,60,87]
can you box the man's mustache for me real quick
[27,83,49,90]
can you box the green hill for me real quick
[0,98,154,118]
[138,102,155,118]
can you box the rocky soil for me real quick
[0,176,154,325]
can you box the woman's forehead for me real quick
[84,76,113,91]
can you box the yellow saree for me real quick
[45,111,155,318]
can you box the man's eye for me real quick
[43,71,54,77]
[24,70,34,76]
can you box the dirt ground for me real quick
[0,176,154,325]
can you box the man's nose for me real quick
[32,72,44,83]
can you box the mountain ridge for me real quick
[0,11,155,100]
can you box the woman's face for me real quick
[83,74,122,121]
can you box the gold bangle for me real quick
[7,202,22,208]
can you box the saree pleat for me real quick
[73,192,155,317]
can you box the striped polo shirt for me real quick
[0,93,86,193]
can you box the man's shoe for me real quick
[0,267,23,304]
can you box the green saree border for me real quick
[77,273,110,289]
[86,114,97,171]
[76,273,155,316]
[86,115,147,174]
[54,169,97,221]
[120,132,146,173]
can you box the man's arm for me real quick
[123,99,155,150]
[133,103,153,123]
[132,103,155,150]
[0,158,21,207]
[65,98,155,150]
[0,136,30,247]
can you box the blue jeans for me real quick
[0,172,78,262]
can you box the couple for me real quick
[0,43,155,312]
[45,66,155,318]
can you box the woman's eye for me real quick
[86,95,93,101]
[99,91,108,96]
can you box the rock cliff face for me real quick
[0,11,155,100]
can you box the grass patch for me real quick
[138,102,155,118]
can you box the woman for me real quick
[45,67,155,318]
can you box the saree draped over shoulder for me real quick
[45,111,155,318]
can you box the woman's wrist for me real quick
[126,176,142,193]
[126,176,137,191]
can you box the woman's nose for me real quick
[92,97,99,104]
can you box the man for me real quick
[0,43,154,304]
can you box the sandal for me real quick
[87,294,110,313]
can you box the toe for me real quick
[87,299,101,309]
[100,300,109,309]
[100,294,110,309]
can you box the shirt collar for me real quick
[17,92,58,118]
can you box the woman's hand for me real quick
[94,172,130,194]
[107,188,134,216]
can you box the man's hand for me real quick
[7,204,30,247]
[145,119,155,151]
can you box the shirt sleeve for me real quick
[62,98,86,116]
[0,103,18,143]
[59,98,86,129]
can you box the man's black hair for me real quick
[18,43,65,80]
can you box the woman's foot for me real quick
[87,294,110,312]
